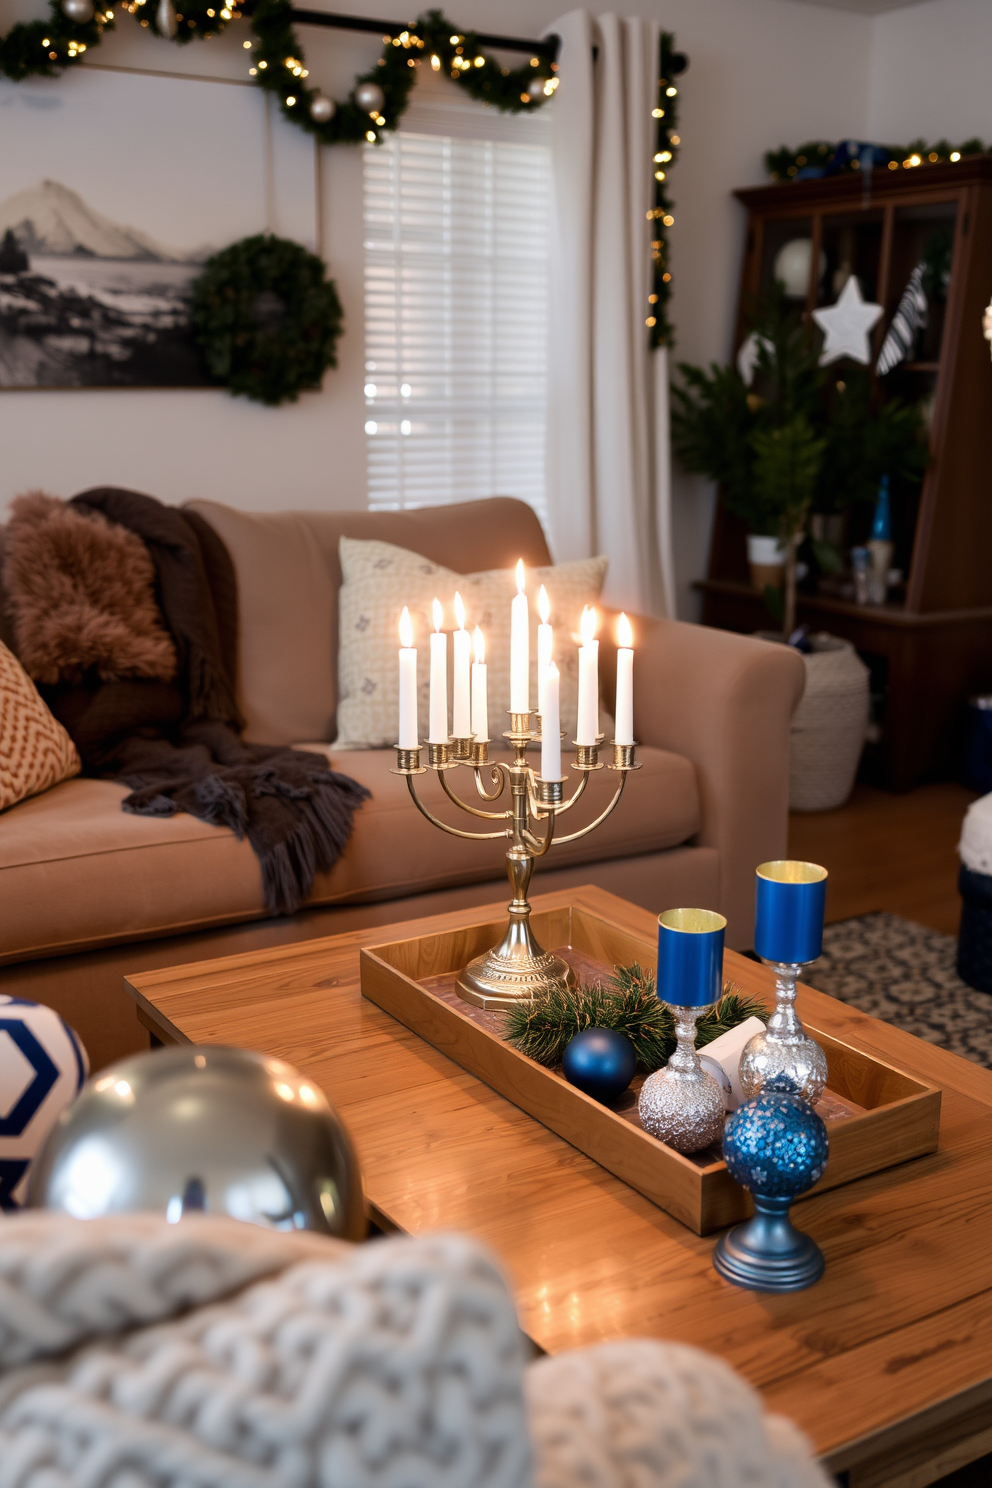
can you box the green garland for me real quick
[648,32,681,349]
[766,137,986,182]
[503,962,767,1073]
[190,233,342,405]
[0,2,555,128]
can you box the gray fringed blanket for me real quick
[2,488,368,914]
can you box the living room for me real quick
[0,0,990,1483]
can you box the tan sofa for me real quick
[0,498,805,1071]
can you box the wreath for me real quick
[190,233,343,405]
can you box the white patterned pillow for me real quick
[335,539,609,750]
[0,639,80,812]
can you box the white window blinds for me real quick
[362,122,551,518]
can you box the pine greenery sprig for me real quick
[503,963,767,1074]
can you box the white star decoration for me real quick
[812,276,883,366]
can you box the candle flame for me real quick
[399,606,414,648]
[538,584,550,625]
[618,612,633,648]
[454,590,466,631]
[473,625,485,663]
[432,597,444,633]
[515,558,525,595]
[580,605,598,645]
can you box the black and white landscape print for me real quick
[0,180,211,389]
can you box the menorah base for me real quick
[457,924,573,1010]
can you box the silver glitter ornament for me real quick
[61,0,95,21]
[738,961,828,1105]
[526,77,547,103]
[155,0,178,36]
[355,81,385,115]
[637,1004,726,1154]
[28,1046,366,1240]
[309,94,336,124]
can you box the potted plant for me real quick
[671,293,928,809]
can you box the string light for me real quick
[951,151,961,162]
[286,94,296,105]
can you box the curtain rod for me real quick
[282,9,562,61]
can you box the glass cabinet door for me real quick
[815,209,885,307]
[885,199,957,369]
[757,216,813,303]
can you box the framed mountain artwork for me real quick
[0,68,317,390]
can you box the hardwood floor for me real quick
[787,782,976,936]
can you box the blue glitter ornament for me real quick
[713,1074,828,1291]
[562,1028,636,1104]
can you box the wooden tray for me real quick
[360,901,942,1234]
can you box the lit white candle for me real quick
[398,605,418,748]
[541,661,562,782]
[428,596,448,743]
[471,625,489,742]
[537,584,553,720]
[510,559,529,715]
[575,605,600,746]
[615,612,634,745]
[452,590,472,739]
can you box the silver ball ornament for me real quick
[28,1045,366,1240]
[355,81,385,116]
[526,76,548,103]
[309,93,336,124]
[637,1066,726,1154]
[61,0,95,21]
[155,0,178,37]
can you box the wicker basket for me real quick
[789,634,870,812]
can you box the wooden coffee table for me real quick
[125,885,992,1488]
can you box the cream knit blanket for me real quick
[0,1213,828,1488]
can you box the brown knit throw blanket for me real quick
[5,487,368,915]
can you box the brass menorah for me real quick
[394,714,640,1010]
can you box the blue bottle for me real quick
[871,475,891,541]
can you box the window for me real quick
[362,112,551,519]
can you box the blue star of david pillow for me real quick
[0,997,88,1210]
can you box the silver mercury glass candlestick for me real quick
[737,961,828,1104]
[393,718,640,1009]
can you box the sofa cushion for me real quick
[186,499,552,747]
[1,641,80,813]
[335,537,609,750]
[0,746,699,963]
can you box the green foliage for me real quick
[766,138,987,182]
[503,961,768,1074]
[671,290,929,537]
[0,0,112,82]
[750,416,826,540]
[191,233,343,406]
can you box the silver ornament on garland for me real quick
[526,76,547,102]
[309,93,335,124]
[61,0,95,21]
[155,0,178,38]
[354,80,385,116]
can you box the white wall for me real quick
[867,0,992,144]
[0,0,876,616]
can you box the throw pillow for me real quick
[335,538,610,750]
[2,493,176,685]
[0,640,80,812]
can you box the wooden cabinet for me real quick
[699,158,992,790]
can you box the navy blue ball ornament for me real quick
[713,1074,828,1292]
[562,1029,636,1104]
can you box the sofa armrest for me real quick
[612,616,805,948]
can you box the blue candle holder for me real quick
[713,1074,828,1292]
[637,909,727,1154]
[739,862,829,1105]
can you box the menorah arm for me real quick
[406,775,508,841]
[546,770,590,816]
[439,768,508,821]
[546,774,628,845]
[473,763,507,802]
[523,805,556,857]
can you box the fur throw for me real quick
[1,493,177,686]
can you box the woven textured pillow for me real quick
[335,538,609,750]
[0,639,80,812]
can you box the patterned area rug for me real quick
[811,912,992,1067]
